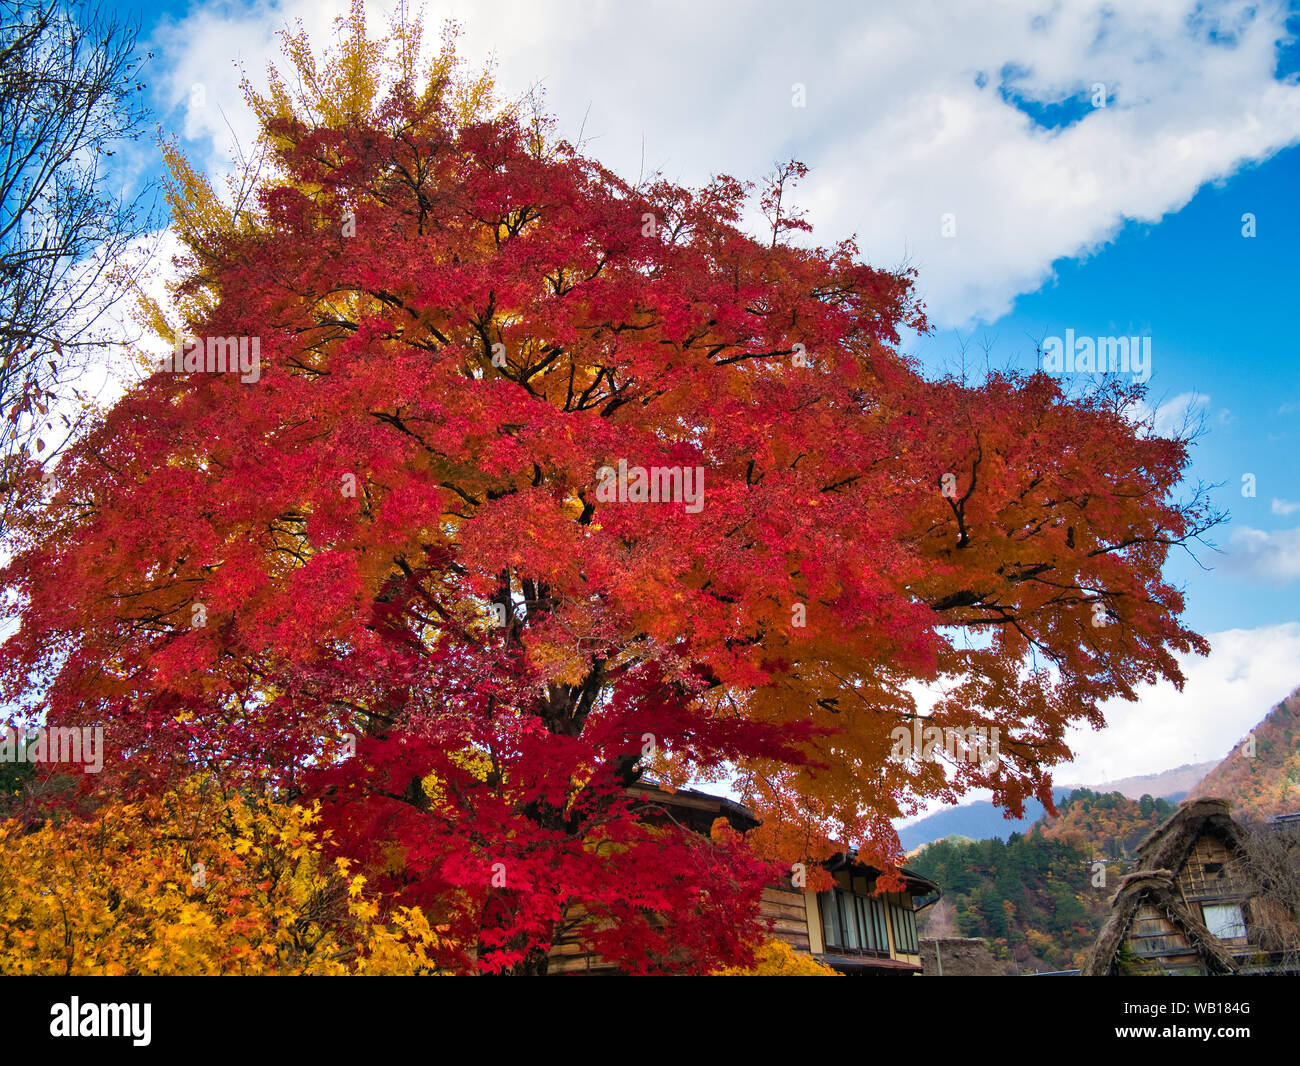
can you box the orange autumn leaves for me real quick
[0,1,1218,974]
[0,779,450,975]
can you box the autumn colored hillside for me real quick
[1034,788,1175,859]
[910,829,1098,971]
[911,789,1176,971]
[910,685,1300,972]
[1191,685,1300,821]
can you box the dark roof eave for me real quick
[816,953,923,973]
[627,783,941,896]
[825,851,940,896]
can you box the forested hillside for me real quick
[1035,788,1175,857]
[1192,688,1300,821]
[910,789,1175,971]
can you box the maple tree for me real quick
[0,5,1219,974]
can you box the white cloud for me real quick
[1224,525,1300,581]
[900,622,1300,822]
[1058,623,1300,784]
[148,0,1300,328]
[1127,390,1211,437]
[1271,498,1300,516]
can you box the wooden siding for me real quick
[763,884,810,952]
[1122,903,1205,976]
[546,903,618,975]
[545,884,810,974]
[1175,833,1247,904]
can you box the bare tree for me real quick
[1232,819,1300,972]
[0,0,155,533]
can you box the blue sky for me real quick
[107,0,1300,787]
[917,141,1300,639]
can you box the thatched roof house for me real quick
[1082,797,1294,975]
[1130,797,1247,874]
[1083,870,1237,976]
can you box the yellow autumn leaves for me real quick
[0,777,448,975]
[712,938,840,976]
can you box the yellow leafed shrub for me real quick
[713,937,842,976]
[0,777,449,975]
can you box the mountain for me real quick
[1033,788,1176,858]
[898,794,1066,852]
[1061,762,1217,803]
[1191,685,1300,821]
[897,764,1211,851]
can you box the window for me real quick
[817,885,897,956]
[889,902,919,954]
[819,891,841,949]
[1201,903,1246,941]
[867,895,890,952]
[840,892,861,950]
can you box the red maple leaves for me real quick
[0,25,1216,973]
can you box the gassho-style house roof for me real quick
[1083,797,1299,976]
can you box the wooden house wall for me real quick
[545,884,810,974]
[763,884,810,953]
[546,903,618,975]
[1175,834,1247,906]
[1121,903,1205,976]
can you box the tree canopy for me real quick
[0,3,1217,974]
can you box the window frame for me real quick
[889,900,919,954]
[1201,902,1246,942]
[817,878,906,958]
